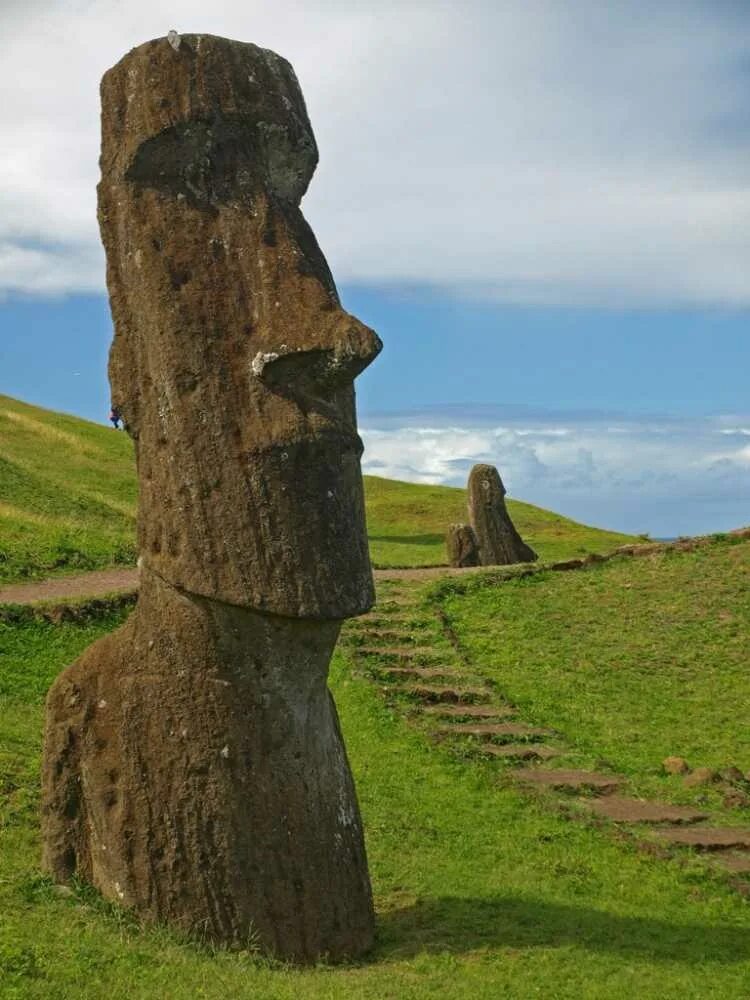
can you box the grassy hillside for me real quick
[437,535,750,813]
[2,593,750,997]
[0,394,634,584]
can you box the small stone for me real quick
[719,766,745,784]
[446,524,479,568]
[683,767,719,788]
[723,790,750,809]
[662,756,690,775]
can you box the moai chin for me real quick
[467,464,537,566]
[41,34,382,963]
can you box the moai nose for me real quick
[252,312,382,391]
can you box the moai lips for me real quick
[42,35,380,964]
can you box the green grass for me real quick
[436,535,750,818]
[0,395,635,582]
[2,605,750,998]
[363,475,634,567]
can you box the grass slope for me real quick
[2,607,750,998]
[437,535,750,819]
[0,394,634,583]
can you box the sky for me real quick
[0,0,749,537]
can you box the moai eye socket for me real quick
[125,113,317,209]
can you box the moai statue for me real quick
[467,464,537,565]
[41,34,382,964]
[446,523,479,567]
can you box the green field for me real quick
[2,601,750,998]
[0,394,634,583]
[433,535,750,821]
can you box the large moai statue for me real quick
[41,34,382,963]
[467,464,537,565]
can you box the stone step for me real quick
[581,797,708,825]
[511,768,622,793]
[355,612,428,626]
[479,743,561,761]
[653,827,750,851]
[421,704,516,720]
[376,665,458,681]
[356,629,421,644]
[712,852,750,874]
[439,722,553,740]
[356,645,450,660]
[392,684,490,704]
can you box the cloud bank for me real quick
[1,1,750,305]
[359,409,750,537]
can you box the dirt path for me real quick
[0,563,491,606]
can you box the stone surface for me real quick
[446,523,479,568]
[654,827,750,850]
[421,704,516,719]
[467,465,537,566]
[723,790,750,810]
[582,797,707,824]
[355,645,448,660]
[719,766,746,784]
[479,744,560,761]
[393,684,489,704]
[511,769,622,792]
[662,756,690,775]
[439,722,552,739]
[712,852,750,874]
[42,33,379,964]
[375,665,458,681]
[683,767,719,788]
[101,34,381,619]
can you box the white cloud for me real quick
[360,411,750,536]
[1,1,750,305]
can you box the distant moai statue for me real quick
[41,34,382,963]
[446,523,479,567]
[467,464,537,565]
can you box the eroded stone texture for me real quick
[100,33,381,618]
[446,523,479,567]
[467,464,537,566]
[41,33,380,963]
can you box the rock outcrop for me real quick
[467,464,537,565]
[41,33,381,963]
[446,523,479,567]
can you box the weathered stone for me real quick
[480,744,560,761]
[393,684,489,704]
[446,523,479,567]
[654,827,750,850]
[439,722,553,739]
[511,769,622,792]
[581,797,707,824]
[42,34,380,964]
[421,704,515,719]
[683,767,719,788]
[662,756,690,775]
[719,766,746,784]
[467,465,537,566]
[723,790,750,810]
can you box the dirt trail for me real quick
[0,564,490,606]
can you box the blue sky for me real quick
[1,1,749,537]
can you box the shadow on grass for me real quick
[377,895,750,964]
[369,534,444,546]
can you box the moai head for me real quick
[98,34,382,619]
[469,464,506,506]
